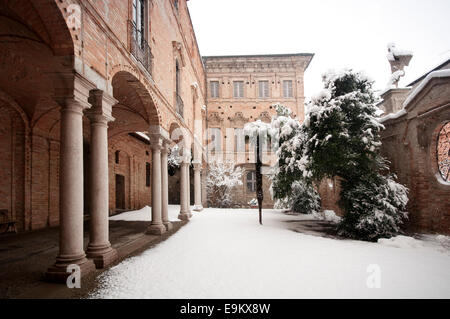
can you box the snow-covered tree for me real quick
[168,144,181,169]
[206,162,243,208]
[270,103,320,214]
[304,69,409,241]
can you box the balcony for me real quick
[128,21,152,74]
[176,93,184,118]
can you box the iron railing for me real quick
[128,20,152,74]
[176,93,184,118]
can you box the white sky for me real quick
[187,0,450,98]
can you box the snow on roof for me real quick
[403,69,450,108]
[407,57,450,87]
[378,109,407,123]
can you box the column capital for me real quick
[193,162,202,171]
[53,72,96,110]
[161,140,171,154]
[149,125,170,140]
[85,89,116,124]
[150,136,163,151]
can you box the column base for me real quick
[45,255,96,283]
[86,245,118,269]
[147,223,167,235]
[164,221,173,231]
[178,212,190,221]
[193,205,203,212]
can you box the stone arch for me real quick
[0,0,75,123]
[0,0,75,56]
[110,71,161,138]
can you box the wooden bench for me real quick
[0,209,17,234]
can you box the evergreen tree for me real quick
[303,70,409,241]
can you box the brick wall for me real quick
[0,0,206,232]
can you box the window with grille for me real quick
[258,81,269,98]
[132,0,146,47]
[283,80,293,98]
[233,81,244,98]
[210,81,219,98]
[247,171,256,192]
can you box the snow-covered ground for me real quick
[91,207,450,299]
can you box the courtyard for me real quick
[89,207,450,299]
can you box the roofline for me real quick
[203,53,314,59]
[203,53,315,70]
[407,58,450,87]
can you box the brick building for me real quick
[0,0,206,280]
[203,54,313,207]
[377,60,450,234]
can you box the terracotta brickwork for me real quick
[317,178,343,217]
[0,0,205,232]
[378,74,450,234]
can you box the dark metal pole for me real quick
[256,134,263,225]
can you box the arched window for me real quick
[437,122,450,182]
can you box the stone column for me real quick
[193,162,203,211]
[147,137,166,235]
[86,90,117,269]
[186,163,192,217]
[46,99,95,282]
[161,141,173,231]
[178,153,190,221]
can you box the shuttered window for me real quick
[233,81,244,98]
[210,81,219,98]
[234,128,245,152]
[283,80,293,98]
[210,128,222,154]
[258,81,269,98]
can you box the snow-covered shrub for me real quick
[206,162,243,208]
[288,180,321,214]
[312,210,342,223]
[338,173,408,241]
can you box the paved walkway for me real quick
[0,214,186,299]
